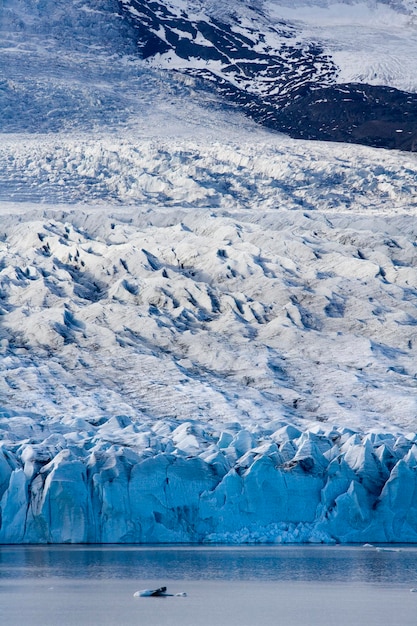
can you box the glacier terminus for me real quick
[0,0,417,544]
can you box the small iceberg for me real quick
[375,547,402,553]
[134,586,187,597]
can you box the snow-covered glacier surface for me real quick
[0,0,417,544]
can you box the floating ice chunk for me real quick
[133,587,187,597]
[375,547,402,552]
[134,588,163,597]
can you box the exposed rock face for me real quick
[120,0,417,151]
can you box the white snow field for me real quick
[268,0,417,93]
[0,0,417,543]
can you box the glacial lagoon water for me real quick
[0,545,416,626]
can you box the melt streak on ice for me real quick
[0,0,417,543]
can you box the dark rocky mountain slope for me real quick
[120,0,417,150]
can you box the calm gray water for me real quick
[0,545,416,625]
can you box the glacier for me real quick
[0,0,417,544]
[0,411,417,543]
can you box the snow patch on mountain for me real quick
[268,0,417,92]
